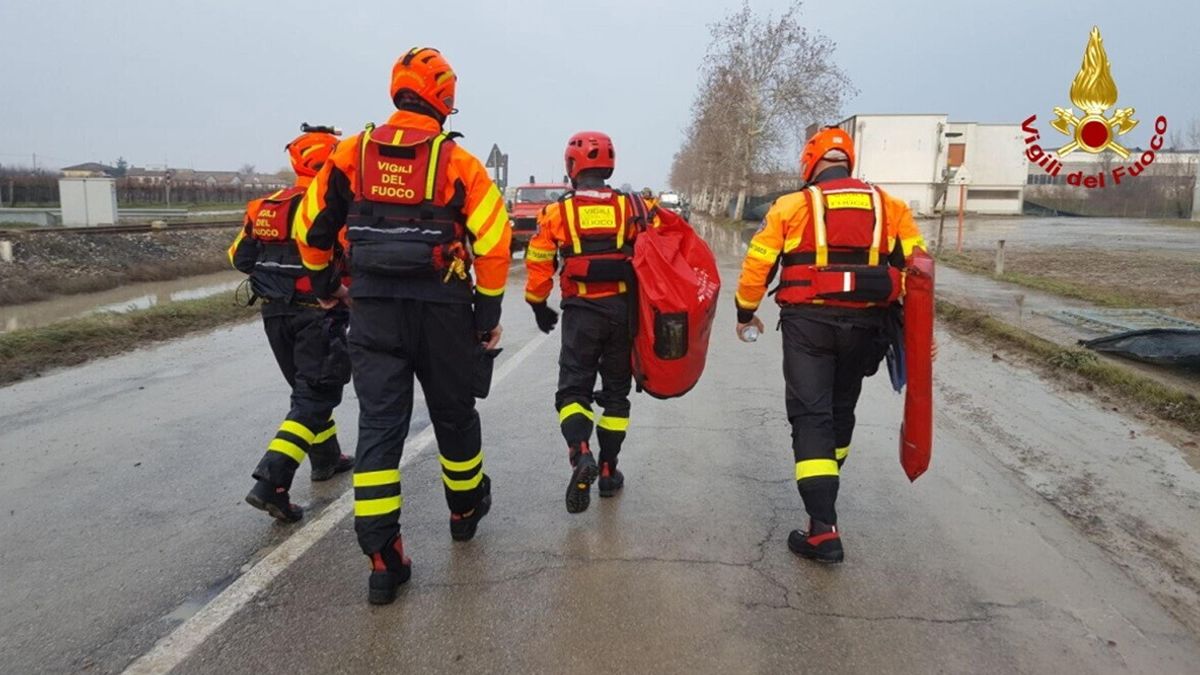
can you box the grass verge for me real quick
[0,294,256,386]
[937,252,1148,309]
[938,299,1200,434]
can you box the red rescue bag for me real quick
[899,248,935,481]
[631,208,721,398]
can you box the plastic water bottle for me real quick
[741,325,759,343]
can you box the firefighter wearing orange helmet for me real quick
[525,131,658,514]
[293,47,512,605]
[229,125,354,524]
[735,126,927,563]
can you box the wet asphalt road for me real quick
[2,242,1199,674]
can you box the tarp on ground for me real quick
[1080,329,1200,368]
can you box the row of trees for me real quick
[669,1,855,220]
[0,168,283,207]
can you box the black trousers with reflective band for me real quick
[556,298,632,467]
[252,306,348,489]
[348,298,487,555]
[780,307,886,525]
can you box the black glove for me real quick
[473,291,502,334]
[529,301,559,334]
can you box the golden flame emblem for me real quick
[1050,26,1138,158]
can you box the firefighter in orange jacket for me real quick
[525,131,657,514]
[293,47,511,605]
[229,126,353,524]
[735,126,927,563]
[641,187,659,211]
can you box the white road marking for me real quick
[123,332,550,675]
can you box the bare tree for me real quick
[239,163,256,176]
[670,1,855,220]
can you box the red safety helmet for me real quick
[286,129,340,178]
[391,47,457,118]
[564,131,616,180]
[799,126,855,182]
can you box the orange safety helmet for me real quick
[286,127,340,178]
[391,47,457,118]
[564,131,616,179]
[799,126,855,183]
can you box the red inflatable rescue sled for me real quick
[631,208,720,399]
[899,248,935,481]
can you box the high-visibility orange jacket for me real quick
[736,174,926,318]
[524,188,657,304]
[293,110,511,311]
[229,177,352,304]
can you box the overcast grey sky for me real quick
[1,0,1196,189]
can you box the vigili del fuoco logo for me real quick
[1022,26,1169,189]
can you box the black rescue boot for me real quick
[450,475,492,542]
[310,453,354,482]
[787,520,844,563]
[368,536,413,605]
[598,461,624,498]
[245,480,303,523]
[565,442,599,514]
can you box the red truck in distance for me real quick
[507,178,569,252]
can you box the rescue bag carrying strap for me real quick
[627,191,653,231]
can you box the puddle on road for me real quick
[0,270,244,332]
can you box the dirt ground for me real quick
[0,228,238,305]
[945,248,1200,320]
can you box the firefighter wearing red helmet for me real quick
[525,131,659,514]
[734,126,927,563]
[292,47,512,605]
[229,124,354,525]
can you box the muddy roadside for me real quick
[0,227,240,306]
[0,293,257,386]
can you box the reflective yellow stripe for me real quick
[747,241,779,263]
[807,186,828,267]
[354,495,403,517]
[353,469,401,488]
[617,281,627,294]
[796,458,839,480]
[835,446,850,461]
[597,416,629,432]
[526,246,555,262]
[442,472,484,492]
[577,281,587,295]
[475,283,504,297]
[900,236,924,257]
[279,420,316,444]
[391,129,404,145]
[735,291,759,310]
[467,185,502,235]
[525,290,549,303]
[563,198,582,255]
[616,195,627,250]
[440,452,484,473]
[472,216,505,256]
[313,424,337,445]
[268,438,307,463]
[558,402,594,423]
[868,188,883,266]
[425,133,448,200]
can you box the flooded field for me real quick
[0,270,244,332]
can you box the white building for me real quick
[831,114,1028,215]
